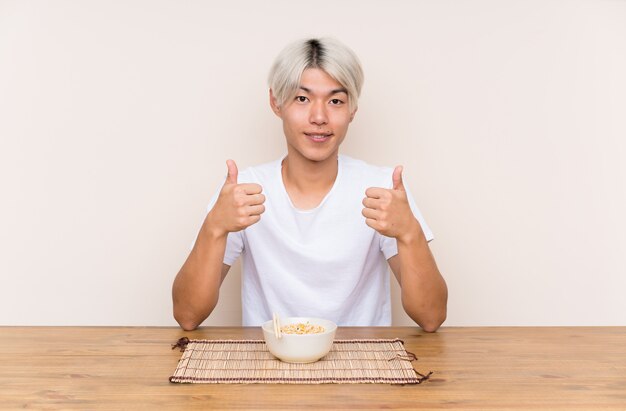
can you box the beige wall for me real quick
[1,0,625,326]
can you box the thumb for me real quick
[392,165,405,191]
[225,159,238,184]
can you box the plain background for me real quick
[1,0,625,327]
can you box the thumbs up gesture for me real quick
[206,159,265,236]
[362,165,421,242]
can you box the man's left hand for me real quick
[362,166,423,243]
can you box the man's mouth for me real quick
[304,132,333,142]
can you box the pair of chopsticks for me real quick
[272,312,282,339]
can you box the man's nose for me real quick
[309,101,328,125]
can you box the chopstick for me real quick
[272,312,282,339]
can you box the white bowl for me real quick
[262,317,337,363]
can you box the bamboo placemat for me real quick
[169,338,431,384]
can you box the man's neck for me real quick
[281,152,339,209]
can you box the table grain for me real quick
[1,326,624,410]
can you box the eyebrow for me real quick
[299,86,348,96]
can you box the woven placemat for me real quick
[169,338,431,384]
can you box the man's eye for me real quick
[296,96,308,103]
[330,99,343,105]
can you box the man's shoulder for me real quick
[237,158,282,183]
[341,155,393,173]
[340,155,393,186]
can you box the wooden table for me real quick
[1,326,625,410]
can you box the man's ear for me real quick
[269,89,281,117]
[349,106,358,122]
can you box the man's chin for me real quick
[289,148,339,164]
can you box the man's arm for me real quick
[387,231,447,332]
[362,165,447,332]
[172,160,265,330]
[172,223,231,331]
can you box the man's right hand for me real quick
[205,159,265,237]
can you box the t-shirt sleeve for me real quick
[380,183,434,260]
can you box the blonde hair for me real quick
[268,38,364,112]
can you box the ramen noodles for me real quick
[280,322,325,335]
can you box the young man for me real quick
[172,38,447,331]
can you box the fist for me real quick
[207,159,265,236]
[361,165,420,241]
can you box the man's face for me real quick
[271,68,357,164]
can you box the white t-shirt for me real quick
[206,155,433,326]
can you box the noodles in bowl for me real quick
[281,322,325,335]
[262,317,337,363]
